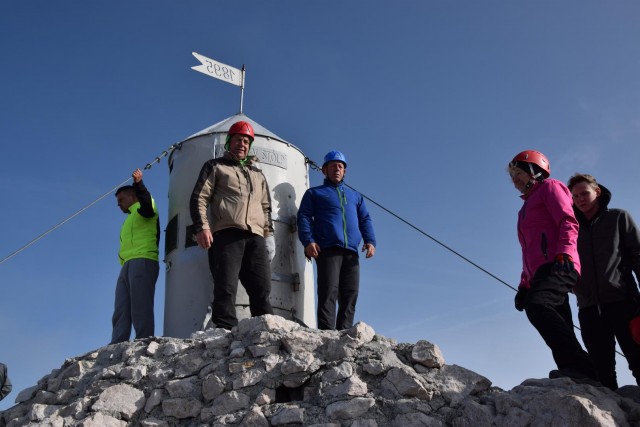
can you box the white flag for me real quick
[191,52,243,87]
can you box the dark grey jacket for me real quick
[0,362,11,401]
[574,184,640,309]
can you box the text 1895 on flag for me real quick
[191,52,243,87]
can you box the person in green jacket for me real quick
[111,168,160,344]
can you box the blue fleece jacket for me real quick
[297,179,376,253]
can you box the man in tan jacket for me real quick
[190,120,275,329]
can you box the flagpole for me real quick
[240,65,246,114]
[191,52,244,113]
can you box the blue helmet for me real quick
[323,150,347,168]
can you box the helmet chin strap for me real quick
[527,163,543,180]
[523,180,535,193]
[520,163,545,193]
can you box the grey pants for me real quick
[111,258,159,344]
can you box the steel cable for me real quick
[0,145,175,266]
[305,157,626,358]
[0,148,626,359]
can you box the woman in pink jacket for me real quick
[509,150,597,383]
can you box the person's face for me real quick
[509,167,533,194]
[323,161,346,184]
[571,181,601,217]
[228,134,252,160]
[116,192,136,213]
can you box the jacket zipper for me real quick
[241,166,253,228]
[337,186,348,248]
[588,216,601,307]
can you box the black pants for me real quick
[524,266,597,379]
[316,246,360,330]
[579,301,640,390]
[207,228,273,329]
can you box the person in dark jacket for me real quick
[111,168,160,344]
[567,173,640,389]
[297,150,376,330]
[509,150,597,383]
[0,362,11,402]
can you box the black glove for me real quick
[515,289,528,312]
[552,254,575,275]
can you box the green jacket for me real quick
[119,181,160,265]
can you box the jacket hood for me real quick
[573,182,612,223]
[597,183,612,208]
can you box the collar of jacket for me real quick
[519,178,544,200]
[223,150,258,166]
[323,178,345,187]
[126,201,141,215]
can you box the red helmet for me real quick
[509,150,551,178]
[227,121,254,142]
[630,316,640,344]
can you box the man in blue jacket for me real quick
[297,150,376,330]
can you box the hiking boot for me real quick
[549,369,601,387]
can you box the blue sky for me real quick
[2,1,640,409]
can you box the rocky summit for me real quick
[1,315,640,426]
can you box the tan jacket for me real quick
[190,152,274,237]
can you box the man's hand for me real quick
[304,242,321,259]
[265,235,276,262]
[362,243,375,258]
[196,230,213,249]
[132,168,143,183]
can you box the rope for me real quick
[143,147,175,171]
[0,146,626,360]
[305,157,627,358]
[0,177,131,265]
[305,158,516,292]
[0,145,176,266]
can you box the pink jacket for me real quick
[517,178,581,289]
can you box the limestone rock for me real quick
[91,383,145,420]
[412,340,445,369]
[1,315,640,427]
